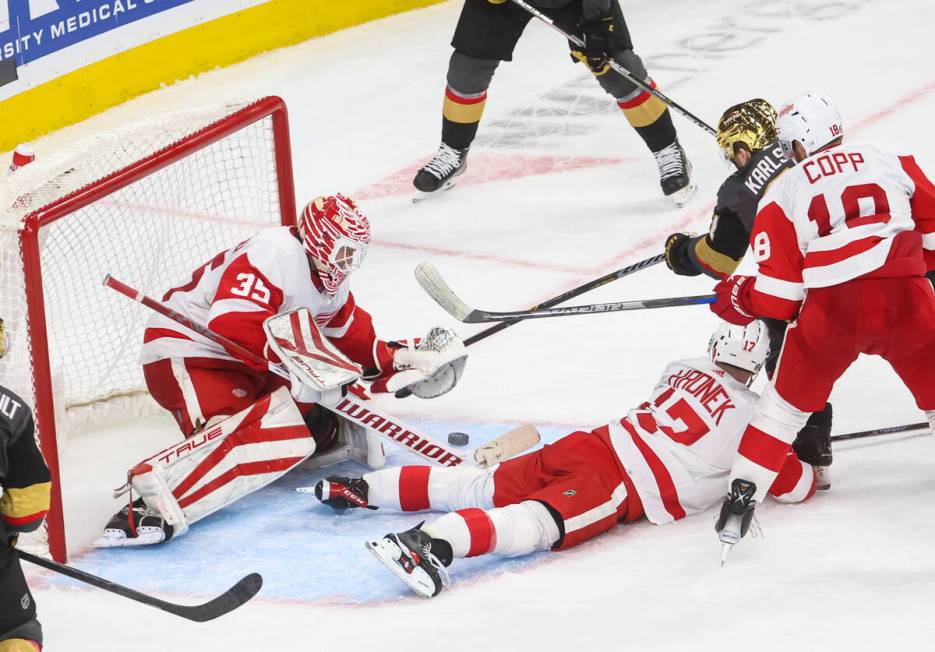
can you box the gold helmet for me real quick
[716,99,778,161]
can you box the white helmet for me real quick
[707,321,770,383]
[776,91,843,160]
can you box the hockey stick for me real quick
[508,0,715,136]
[19,550,261,622]
[831,421,930,443]
[416,262,713,323]
[462,253,665,346]
[102,275,532,468]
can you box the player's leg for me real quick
[876,277,935,423]
[142,357,265,436]
[730,290,858,504]
[315,429,593,512]
[413,0,528,195]
[93,386,315,547]
[0,548,42,651]
[365,434,629,597]
[557,2,693,203]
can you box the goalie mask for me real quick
[300,194,371,295]
[707,321,769,385]
[716,98,778,164]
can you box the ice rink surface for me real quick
[20,0,935,649]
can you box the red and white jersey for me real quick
[747,143,935,320]
[141,226,379,371]
[598,357,812,525]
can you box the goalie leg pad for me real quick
[129,386,315,535]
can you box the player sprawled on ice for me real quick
[93,194,467,548]
[710,92,935,561]
[412,0,694,205]
[314,324,823,598]
[664,98,834,477]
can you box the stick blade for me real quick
[414,262,475,322]
[166,572,263,622]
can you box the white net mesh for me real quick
[0,98,291,557]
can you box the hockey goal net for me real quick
[0,96,296,561]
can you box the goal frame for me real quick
[19,96,296,562]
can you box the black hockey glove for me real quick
[579,14,616,72]
[664,233,701,277]
[792,403,833,467]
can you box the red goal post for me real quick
[0,96,296,561]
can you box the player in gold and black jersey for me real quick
[0,320,51,652]
[664,99,792,281]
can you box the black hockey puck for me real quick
[448,432,470,446]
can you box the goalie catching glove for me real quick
[368,327,468,398]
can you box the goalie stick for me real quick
[19,550,261,622]
[415,262,713,323]
[507,0,715,136]
[102,275,533,468]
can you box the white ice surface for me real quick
[20,0,935,649]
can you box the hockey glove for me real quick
[577,14,616,73]
[664,233,702,277]
[711,275,756,326]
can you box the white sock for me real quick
[363,465,494,512]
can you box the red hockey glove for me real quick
[367,339,421,395]
[711,275,756,325]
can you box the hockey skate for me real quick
[715,478,757,565]
[653,140,695,206]
[311,476,375,510]
[793,403,833,490]
[412,143,468,201]
[365,525,452,598]
[92,497,174,548]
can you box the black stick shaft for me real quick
[508,0,715,135]
[464,253,665,345]
[466,293,714,323]
[831,422,929,443]
[19,550,262,622]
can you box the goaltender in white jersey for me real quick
[94,194,468,548]
[314,322,824,598]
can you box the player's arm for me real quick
[666,208,748,279]
[711,201,805,324]
[1,405,51,536]
[207,254,283,370]
[898,155,935,276]
[319,291,385,374]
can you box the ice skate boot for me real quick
[413,143,468,200]
[313,476,375,510]
[366,525,453,598]
[654,140,695,206]
[715,478,757,565]
[793,403,833,489]
[92,497,174,548]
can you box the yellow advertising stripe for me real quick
[1,481,52,525]
[0,0,444,152]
